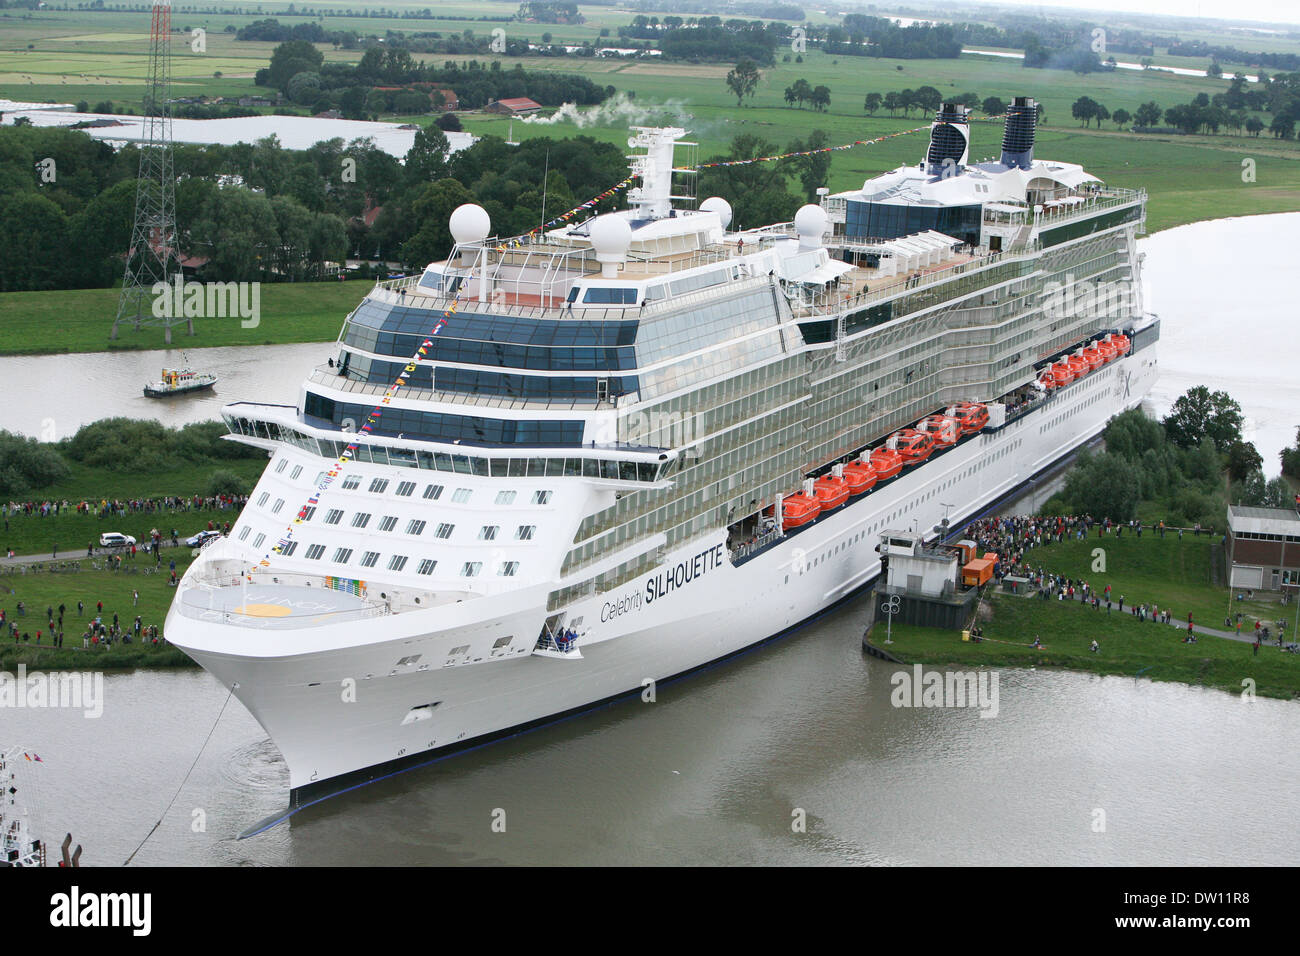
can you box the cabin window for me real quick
[582,287,637,305]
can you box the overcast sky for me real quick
[955,0,1300,27]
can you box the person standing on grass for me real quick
[133,589,139,607]
[1254,638,1260,656]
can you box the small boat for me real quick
[1097,339,1117,363]
[868,447,904,481]
[916,413,960,449]
[944,402,989,435]
[1066,354,1089,379]
[842,460,877,495]
[1037,370,1059,390]
[1082,344,1105,370]
[777,491,820,531]
[813,475,850,511]
[1112,333,1131,355]
[1051,363,1074,386]
[144,364,218,398]
[888,428,934,466]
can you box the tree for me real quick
[1071,96,1103,127]
[1134,101,1162,127]
[786,129,831,202]
[404,124,449,187]
[1281,427,1300,478]
[810,85,831,112]
[1245,116,1265,137]
[784,77,811,109]
[435,112,463,132]
[863,92,882,115]
[403,178,475,267]
[725,59,761,107]
[696,134,799,231]
[1062,449,1142,522]
[1162,386,1245,450]
[1111,108,1132,128]
[981,96,1005,116]
[1226,440,1263,483]
[883,91,903,116]
[268,39,324,92]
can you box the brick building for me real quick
[1225,504,1300,592]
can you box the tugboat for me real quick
[144,355,217,397]
[1,746,80,868]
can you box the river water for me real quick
[3,214,1299,865]
[7,601,1299,866]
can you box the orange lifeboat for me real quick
[842,460,878,496]
[1082,344,1105,370]
[1097,339,1117,363]
[869,446,904,481]
[778,492,820,531]
[1066,354,1089,379]
[916,413,960,450]
[945,402,990,435]
[888,428,935,466]
[813,475,850,511]
[1037,369,1059,390]
[1051,362,1074,386]
[1113,333,1131,355]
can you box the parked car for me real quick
[185,529,222,547]
[99,532,137,549]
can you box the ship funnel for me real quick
[1000,96,1037,170]
[925,102,970,175]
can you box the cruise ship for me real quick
[166,98,1160,826]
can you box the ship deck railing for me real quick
[308,365,617,411]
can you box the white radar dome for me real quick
[448,203,491,244]
[699,196,733,230]
[794,204,828,249]
[589,214,633,277]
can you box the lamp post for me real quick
[881,593,900,644]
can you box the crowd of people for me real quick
[1,599,166,651]
[961,513,1227,647]
[3,493,248,522]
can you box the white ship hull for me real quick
[174,347,1157,820]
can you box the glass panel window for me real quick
[257,492,270,507]
[238,526,251,540]
[461,562,482,577]
[275,460,287,473]
[396,481,416,497]
[388,555,408,572]
[435,523,455,539]
[252,533,266,549]
[378,515,399,532]
[498,561,519,576]
[352,512,372,529]
[278,541,298,557]
[516,525,536,540]
[495,490,517,505]
[416,559,436,575]
[360,551,380,568]
[271,498,285,514]
[290,465,302,480]
[422,484,444,500]
[532,490,552,505]
[305,544,326,560]
[333,547,353,563]
[479,526,498,541]
[325,508,344,525]
[452,488,472,503]
[299,505,316,522]
[369,478,389,494]
[406,519,427,535]
[342,474,362,490]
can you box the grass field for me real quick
[880,593,1300,700]
[877,530,1300,699]
[0,554,201,671]
[0,281,367,356]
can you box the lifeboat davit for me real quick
[916,413,960,449]
[813,475,850,511]
[842,460,878,495]
[888,428,935,466]
[1037,370,1059,390]
[1066,354,1089,379]
[1082,344,1105,370]
[1051,362,1074,386]
[778,492,820,531]
[869,447,904,481]
[945,402,990,435]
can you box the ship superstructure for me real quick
[167,102,1159,817]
